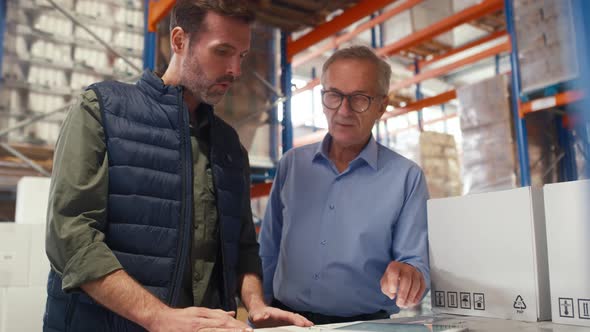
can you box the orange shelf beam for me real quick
[389,40,511,93]
[287,0,399,61]
[293,77,321,96]
[293,112,459,147]
[292,0,424,68]
[391,113,458,135]
[294,2,506,97]
[520,90,585,117]
[294,130,328,147]
[148,0,176,32]
[383,90,457,120]
[376,0,503,57]
[410,30,508,71]
[251,182,273,199]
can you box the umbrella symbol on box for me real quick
[460,292,471,309]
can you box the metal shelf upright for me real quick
[572,0,590,179]
[0,0,5,87]
[506,0,590,183]
[504,0,531,186]
[143,0,156,70]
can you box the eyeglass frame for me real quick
[320,89,384,113]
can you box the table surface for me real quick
[258,314,590,332]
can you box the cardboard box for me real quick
[15,176,51,224]
[0,288,4,332]
[427,187,551,322]
[29,224,50,287]
[544,180,590,327]
[0,287,47,332]
[383,0,454,47]
[0,224,31,287]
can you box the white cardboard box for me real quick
[544,180,590,326]
[0,286,47,332]
[29,224,50,287]
[0,288,4,332]
[0,224,32,287]
[427,187,551,322]
[15,176,51,224]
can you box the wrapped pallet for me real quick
[458,75,517,193]
[419,132,462,198]
[458,75,563,192]
[514,0,579,93]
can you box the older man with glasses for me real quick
[258,45,430,325]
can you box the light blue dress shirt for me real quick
[259,134,430,317]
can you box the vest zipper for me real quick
[169,89,193,306]
[207,111,230,311]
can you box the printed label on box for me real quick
[579,299,590,320]
[460,292,471,309]
[559,298,575,318]
[0,252,17,262]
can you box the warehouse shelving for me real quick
[0,0,146,197]
[38,0,590,196]
[286,0,589,188]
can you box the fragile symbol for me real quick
[474,293,485,311]
[434,291,445,307]
[579,299,590,320]
[514,295,527,310]
[559,298,574,318]
[460,292,471,309]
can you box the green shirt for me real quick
[46,90,262,307]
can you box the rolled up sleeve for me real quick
[46,89,122,292]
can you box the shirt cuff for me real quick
[61,241,123,292]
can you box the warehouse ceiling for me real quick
[249,0,362,31]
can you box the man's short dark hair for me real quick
[169,0,255,38]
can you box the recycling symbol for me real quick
[514,295,527,310]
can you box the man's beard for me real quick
[181,55,234,105]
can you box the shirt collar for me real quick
[313,133,379,171]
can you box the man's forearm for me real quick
[239,273,267,311]
[81,269,168,330]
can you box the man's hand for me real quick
[249,306,313,328]
[148,307,252,332]
[380,261,425,308]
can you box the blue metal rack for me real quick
[572,0,590,179]
[268,28,279,164]
[0,0,6,88]
[504,0,532,186]
[143,0,156,71]
[280,32,293,153]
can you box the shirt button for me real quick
[313,274,320,280]
[329,204,335,210]
[321,240,327,245]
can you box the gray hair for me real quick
[321,45,392,96]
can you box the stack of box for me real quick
[390,130,462,198]
[427,187,551,322]
[383,0,454,49]
[1,0,145,145]
[418,132,462,198]
[544,180,590,327]
[0,177,52,332]
[514,0,579,93]
[458,75,517,194]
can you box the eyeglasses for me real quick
[321,90,378,113]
